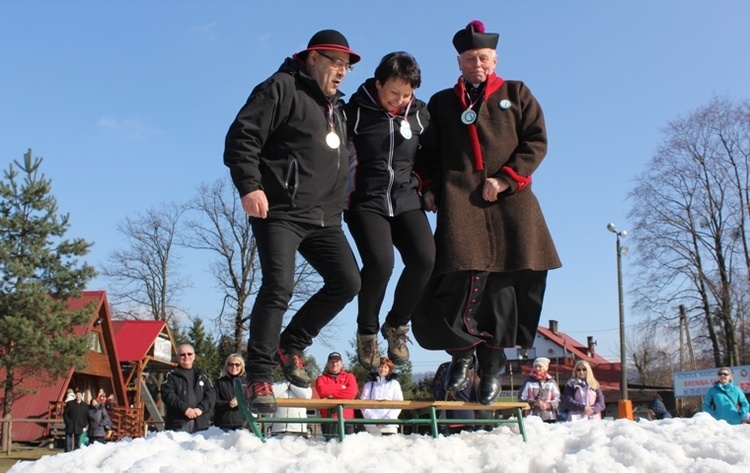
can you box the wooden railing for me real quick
[45,402,144,440]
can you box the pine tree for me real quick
[0,149,96,449]
[188,318,220,381]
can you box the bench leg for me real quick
[515,408,527,442]
[429,406,439,438]
[337,405,345,442]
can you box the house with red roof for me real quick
[0,291,128,443]
[0,290,179,443]
[111,319,178,431]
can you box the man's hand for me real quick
[482,177,509,202]
[241,189,269,218]
[184,407,203,419]
[423,191,437,212]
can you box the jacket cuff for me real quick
[500,166,531,192]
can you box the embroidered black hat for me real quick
[452,20,499,54]
[297,29,361,65]
[327,352,342,361]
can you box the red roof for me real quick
[536,325,611,365]
[0,367,71,442]
[0,290,127,442]
[111,320,168,362]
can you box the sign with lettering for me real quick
[153,337,173,363]
[673,365,750,397]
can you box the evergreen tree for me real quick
[188,318,220,381]
[0,149,96,449]
[216,333,238,372]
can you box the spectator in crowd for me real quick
[648,393,672,420]
[96,388,107,404]
[87,398,112,444]
[412,19,560,407]
[315,352,359,437]
[360,357,404,435]
[270,380,313,437]
[560,360,605,421]
[161,344,216,432]
[432,360,491,435]
[223,28,362,413]
[63,390,88,452]
[213,353,246,431]
[702,367,749,425]
[63,388,76,403]
[105,394,117,410]
[344,51,434,371]
[518,357,560,422]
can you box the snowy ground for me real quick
[9,413,750,473]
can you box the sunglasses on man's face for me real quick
[718,372,730,377]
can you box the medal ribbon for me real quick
[326,103,335,131]
[453,73,504,171]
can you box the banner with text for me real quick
[673,365,750,398]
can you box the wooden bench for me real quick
[247,398,530,443]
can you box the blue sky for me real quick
[3,0,750,374]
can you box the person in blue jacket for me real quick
[702,367,749,425]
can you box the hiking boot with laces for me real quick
[245,381,277,414]
[380,323,410,365]
[356,332,381,371]
[275,348,311,387]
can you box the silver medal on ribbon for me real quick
[326,131,341,149]
[400,119,412,139]
[461,109,477,125]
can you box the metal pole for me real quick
[616,234,628,401]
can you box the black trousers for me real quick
[345,209,435,334]
[246,219,360,383]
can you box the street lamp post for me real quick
[607,223,632,419]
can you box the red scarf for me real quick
[453,73,504,171]
[530,371,548,381]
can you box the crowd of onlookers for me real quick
[61,388,113,452]
[157,344,750,442]
[63,343,749,451]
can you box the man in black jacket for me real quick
[161,344,216,432]
[223,29,362,414]
[63,390,89,451]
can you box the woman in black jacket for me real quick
[213,354,246,431]
[87,399,112,443]
[345,51,435,371]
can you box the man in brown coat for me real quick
[413,20,561,405]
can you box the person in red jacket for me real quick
[315,352,359,437]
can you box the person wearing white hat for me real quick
[518,357,560,422]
